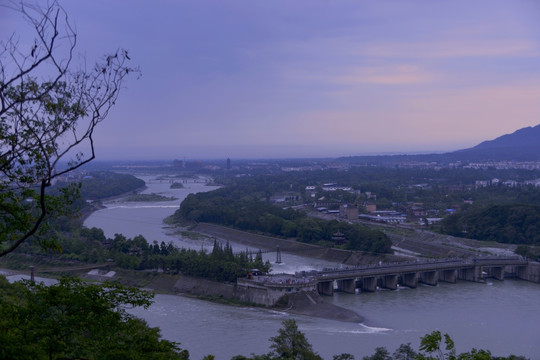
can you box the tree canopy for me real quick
[0,276,188,359]
[0,1,138,256]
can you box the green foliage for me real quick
[171,182,185,189]
[0,276,188,359]
[230,319,322,360]
[0,2,137,256]
[440,204,540,245]
[417,330,456,360]
[514,245,540,261]
[268,319,322,360]
[359,331,529,360]
[362,347,392,360]
[75,172,146,200]
[174,178,391,254]
[334,354,356,360]
[90,232,270,282]
[393,343,418,360]
[125,193,177,202]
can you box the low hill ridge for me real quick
[453,123,540,161]
[338,123,540,163]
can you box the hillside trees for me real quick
[0,276,188,359]
[0,1,138,256]
[440,204,540,245]
[174,180,392,253]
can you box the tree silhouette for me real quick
[0,1,138,256]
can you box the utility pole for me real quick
[30,265,35,283]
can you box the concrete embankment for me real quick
[193,223,402,265]
[171,274,363,323]
[519,261,540,282]
[285,291,363,323]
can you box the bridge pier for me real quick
[401,272,418,288]
[514,265,530,280]
[419,270,438,286]
[458,266,484,283]
[360,276,377,292]
[439,269,457,283]
[336,278,356,294]
[486,266,504,280]
[317,280,334,296]
[380,274,398,290]
[312,258,530,297]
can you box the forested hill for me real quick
[338,123,540,164]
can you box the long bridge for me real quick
[312,257,531,295]
[1,262,113,282]
[240,256,536,300]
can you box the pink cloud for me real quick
[363,39,539,59]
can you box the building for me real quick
[364,203,377,213]
[340,204,358,220]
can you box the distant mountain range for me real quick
[451,123,540,161]
[339,123,540,164]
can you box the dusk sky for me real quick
[4,1,540,160]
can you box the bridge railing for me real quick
[315,257,528,280]
[238,256,528,284]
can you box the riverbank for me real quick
[192,222,407,265]
[82,268,367,323]
[285,291,363,323]
[77,266,366,324]
[79,185,148,221]
[171,274,363,323]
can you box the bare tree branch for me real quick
[0,1,139,256]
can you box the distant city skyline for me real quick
[3,1,540,160]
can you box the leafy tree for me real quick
[393,343,417,360]
[0,1,138,257]
[416,330,456,360]
[361,332,528,360]
[0,276,188,359]
[334,354,355,360]
[268,319,322,360]
[362,347,392,360]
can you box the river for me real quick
[84,175,540,360]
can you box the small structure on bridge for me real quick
[236,273,318,306]
[234,257,536,306]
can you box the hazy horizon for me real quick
[3,1,540,160]
[92,143,468,161]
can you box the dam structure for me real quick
[237,257,537,304]
[314,256,534,296]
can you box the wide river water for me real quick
[84,175,540,360]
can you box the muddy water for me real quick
[84,175,540,360]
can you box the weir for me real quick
[439,269,457,283]
[360,276,377,292]
[312,257,533,296]
[336,278,356,294]
[401,272,418,288]
[419,270,438,286]
[234,258,535,304]
[317,280,334,296]
[380,274,398,290]
[458,266,483,282]
[486,266,504,280]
